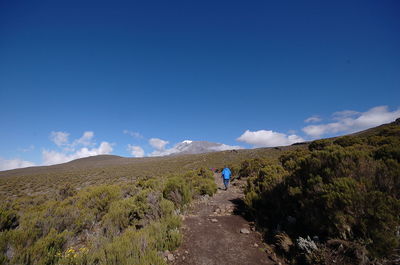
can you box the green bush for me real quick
[89,216,181,265]
[76,185,122,222]
[242,130,400,263]
[197,167,214,179]
[89,227,166,265]
[194,178,217,196]
[163,177,192,207]
[0,207,18,231]
[101,189,175,236]
[14,229,70,265]
[238,158,267,179]
[0,166,218,265]
[308,139,332,151]
[0,231,10,264]
[333,136,362,147]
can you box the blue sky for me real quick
[1,0,399,170]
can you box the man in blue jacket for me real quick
[221,166,232,190]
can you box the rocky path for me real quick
[171,174,280,265]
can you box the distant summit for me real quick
[173,140,241,155]
[150,140,242,156]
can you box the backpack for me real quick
[222,168,231,180]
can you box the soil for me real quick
[172,174,282,265]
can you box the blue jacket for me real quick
[221,168,232,180]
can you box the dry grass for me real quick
[0,145,306,202]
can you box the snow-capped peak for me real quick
[182,140,193,144]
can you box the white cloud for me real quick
[237,130,304,147]
[305,116,322,123]
[0,157,35,171]
[51,131,96,151]
[74,131,94,146]
[149,138,169,150]
[18,145,35,152]
[42,141,113,165]
[123,130,143,139]
[50,131,69,146]
[302,105,400,138]
[149,142,181,156]
[209,144,243,151]
[43,130,113,165]
[127,145,144,158]
[332,110,360,120]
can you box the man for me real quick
[221,166,232,190]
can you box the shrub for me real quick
[1,165,219,265]
[243,130,400,263]
[76,185,122,222]
[88,216,181,265]
[238,159,267,179]
[102,189,174,236]
[0,207,18,231]
[308,139,332,151]
[197,167,214,179]
[89,227,166,265]
[163,177,192,207]
[57,184,77,201]
[195,178,217,196]
[14,229,70,265]
[333,136,362,147]
[0,231,10,264]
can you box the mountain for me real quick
[2,118,400,180]
[151,140,243,156]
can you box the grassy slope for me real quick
[0,144,307,201]
[2,118,398,202]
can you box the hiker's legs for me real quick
[223,179,229,190]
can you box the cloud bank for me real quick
[43,131,113,165]
[0,157,36,171]
[304,116,322,123]
[209,144,243,152]
[123,130,143,139]
[302,106,400,138]
[149,138,169,150]
[237,130,304,147]
[50,131,69,146]
[127,145,145,158]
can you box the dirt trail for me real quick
[172,174,279,265]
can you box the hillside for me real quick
[1,119,398,202]
[0,144,303,201]
[239,119,400,264]
[0,119,399,265]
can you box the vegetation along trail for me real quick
[172,173,280,265]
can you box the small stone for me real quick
[268,254,278,262]
[254,243,259,247]
[240,228,250,234]
[211,218,218,223]
[167,253,175,261]
[184,250,189,254]
[251,227,256,231]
